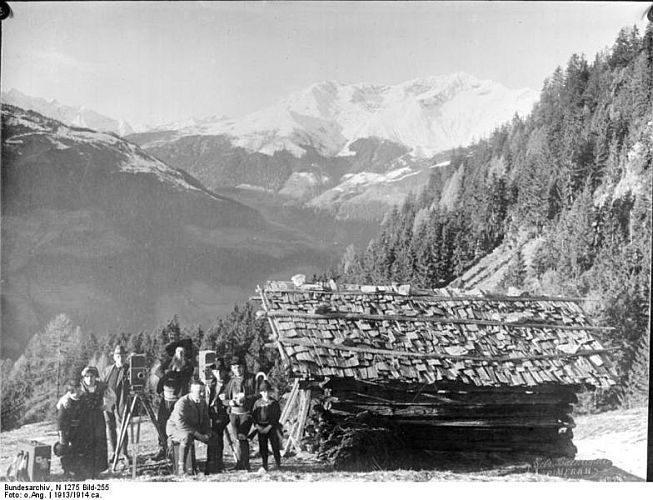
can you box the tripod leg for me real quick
[223,428,238,463]
[113,396,137,472]
[140,394,167,446]
[132,398,140,480]
[136,399,141,444]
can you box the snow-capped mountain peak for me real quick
[151,73,538,158]
[1,89,137,137]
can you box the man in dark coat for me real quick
[205,358,230,473]
[166,379,212,475]
[101,344,131,463]
[252,380,282,471]
[153,339,195,460]
[56,380,85,478]
[224,355,257,471]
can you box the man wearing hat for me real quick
[101,345,131,463]
[153,338,195,461]
[56,379,85,478]
[205,358,230,473]
[224,355,257,471]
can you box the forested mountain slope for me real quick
[341,24,652,409]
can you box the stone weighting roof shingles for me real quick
[257,281,617,389]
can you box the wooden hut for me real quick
[256,280,616,461]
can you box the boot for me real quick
[261,455,268,471]
[205,447,219,475]
[107,441,116,465]
[176,443,189,476]
[239,441,250,471]
[229,442,242,470]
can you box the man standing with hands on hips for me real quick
[225,355,257,471]
[205,358,230,473]
[101,344,131,464]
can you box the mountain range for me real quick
[0,73,540,355]
[0,105,335,359]
[128,73,538,219]
[3,74,537,220]
[144,73,537,158]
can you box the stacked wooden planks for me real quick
[259,282,616,389]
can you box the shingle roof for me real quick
[258,281,617,389]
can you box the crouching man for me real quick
[166,379,213,475]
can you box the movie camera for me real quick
[199,350,216,382]
[129,353,148,391]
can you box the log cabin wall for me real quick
[323,379,577,457]
[256,281,617,458]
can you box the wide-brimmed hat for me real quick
[208,358,226,372]
[164,338,194,357]
[229,355,244,367]
[81,366,99,378]
[113,345,127,356]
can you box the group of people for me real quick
[55,341,282,479]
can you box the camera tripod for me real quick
[112,389,166,474]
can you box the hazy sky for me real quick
[1,1,649,126]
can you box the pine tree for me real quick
[620,329,650,408]
[609,26,641,69]
[500,249,528,290]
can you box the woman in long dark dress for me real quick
[78,366,109,478]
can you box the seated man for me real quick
[165,379,212,475]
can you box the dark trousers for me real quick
[205,419,228,473]
[257,427,281,468]
[229,412,252,470]
[104,407,128,456]
[157,400,176,450]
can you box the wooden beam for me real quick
[328,377,580,394]
[329,402,573,418]
[294,389,311,452]
[390,419,574,429]
[280,379,300,426]
[261,288,587,302]
[277,337,619,363]
[265,310,613,332]
[259,290,292,366]
[285,388,311,455]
